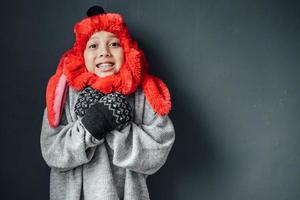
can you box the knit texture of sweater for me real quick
[40,87,175,200]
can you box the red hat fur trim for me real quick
[46,11,171,127]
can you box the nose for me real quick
[98,46,111,57]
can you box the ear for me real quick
[46,72,69,128]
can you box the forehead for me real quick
[88,31,119,41]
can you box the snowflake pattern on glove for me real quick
[74,87,104,117]
[99,92,132,130]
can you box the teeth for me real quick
[96,63,114,68]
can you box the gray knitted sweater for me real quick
[40,87,175,200]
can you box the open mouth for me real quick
[96,62,115,72]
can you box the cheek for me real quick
[116,50,125,66]
[83,51,94,71]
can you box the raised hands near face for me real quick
[75,87,132,140]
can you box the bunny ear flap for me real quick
[46,51,70,128]
[46,73,68,127]
[141,74,171,116]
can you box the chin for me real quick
[95,72,114,78]
[95,68,120,78]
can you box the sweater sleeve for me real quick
[40,108,104,172]
[106,90,175,175]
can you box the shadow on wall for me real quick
[135,36,231,199]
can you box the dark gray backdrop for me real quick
[0,0,299,199]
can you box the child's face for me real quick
[84,31,124,78]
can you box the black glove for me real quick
[74,87,104,117]
[81,92,133,140]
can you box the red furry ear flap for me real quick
[46,51,70,127]
[46,73,68,127]
[141,74,171,116]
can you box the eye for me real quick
[88,43,97,49]
[109,42,120,47]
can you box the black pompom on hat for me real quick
[86,5,105,17]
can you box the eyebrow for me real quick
[88,35,119,41]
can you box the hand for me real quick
[74,87,104,117]
[99,92,133,130]
[81,92,132,140]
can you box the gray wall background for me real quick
[0,0,299,199]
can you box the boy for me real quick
[40,6,175,200]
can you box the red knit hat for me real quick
[46,6,171,127]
